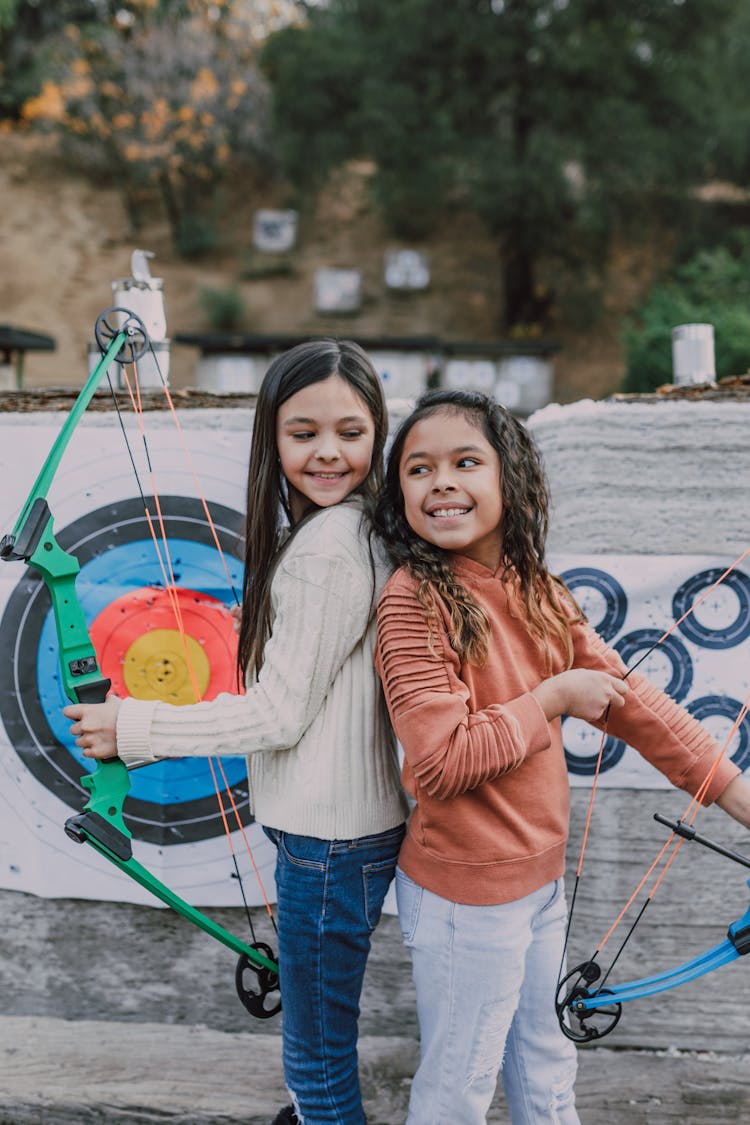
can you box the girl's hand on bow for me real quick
[533,669,628,724]
[63,697,122,760]
[715,774,750,831]
[230,604,242,635]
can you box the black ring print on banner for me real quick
[563,721,627,777]
[673,568,750,650]
[560,567,628,643]
[687,696,750,772]
[0,495,249,846]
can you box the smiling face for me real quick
[276,374,376,522]
[399,408,504,571]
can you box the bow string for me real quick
[556,550,750,1041]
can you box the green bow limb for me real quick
[1,314,280,1015]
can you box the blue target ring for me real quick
[615,628,693,703]
[686,696,750,772]
[0,495,248,845]
[37,538,245,805]
[673,567,750,650]
[560,567,628,642]
[562,719,626,776]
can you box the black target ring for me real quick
[687,695,750,772]
[614,627,693,704]
[673,567,750,650]
[0,494,249,846]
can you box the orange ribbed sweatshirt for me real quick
[375,556,738,906]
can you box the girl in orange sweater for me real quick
[373,389,750,1125]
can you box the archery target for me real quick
[686,695,750,772]
[561,566,628,642]
[0,494,252,846]
[614,628,693,704]
[560,718,626,777]
[554,557,750,785]
[673,567,750,650]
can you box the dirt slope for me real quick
[0,130,660,400]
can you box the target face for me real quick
[0,494,250,846]
[557,558,750,783]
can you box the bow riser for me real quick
[28,507,113,704]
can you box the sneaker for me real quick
[270,1107,299,1125]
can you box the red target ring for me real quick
[90,586,241,705]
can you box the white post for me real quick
[671,323,715,386]
[110,250,170,388]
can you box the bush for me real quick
[199,285,246,332]
[622,244,750,393]
[176,214,220,259]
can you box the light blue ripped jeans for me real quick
[396,869,580,1125]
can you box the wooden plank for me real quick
[1,1016,748,1124]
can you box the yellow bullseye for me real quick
[122,628,210,705]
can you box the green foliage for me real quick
[263,0,740,329]
[198,284,247,332]
[0,0,19,29]
[622,242,750,392]
[20,0,271,255]
[176,214,220,259]
[0,0,97,118]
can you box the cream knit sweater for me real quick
[115,501,408,839]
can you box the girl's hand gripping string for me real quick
[64,697,122,760]
[533,669,628,724]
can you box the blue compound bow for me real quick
[556,811,750,1041]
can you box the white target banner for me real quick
[551,555,750,787]
[0,408,278,905]
[0,408,748,904]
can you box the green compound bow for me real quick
[0,308,280,1019]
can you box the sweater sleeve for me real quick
[375,577,551,800]
[116,523,375,767]
[571,619,739,804]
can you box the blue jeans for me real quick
[264,824,405,1124]
[396,869,579,1125]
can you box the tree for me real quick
[263,0,738,331]
[0,0,99,119]
[20,0,273,254]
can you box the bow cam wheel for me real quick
[556,961,622,1043]
[235,942,281,1020]
[94,307,150,365]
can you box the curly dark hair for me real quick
[374,389,581,668]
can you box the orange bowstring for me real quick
[119,356,275,927]
[594,692,750,959]
[574,546,750,960]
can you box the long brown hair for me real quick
[374,389,582,670]
[237,338,387,684]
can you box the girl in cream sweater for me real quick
[66,340,407,1125]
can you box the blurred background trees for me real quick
[264,0,738,332]
[9,0,275,254]
[4,0,750,386]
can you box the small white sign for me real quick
[252,209,298,253]
[384,249,430,291]
[314,268,362,314]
